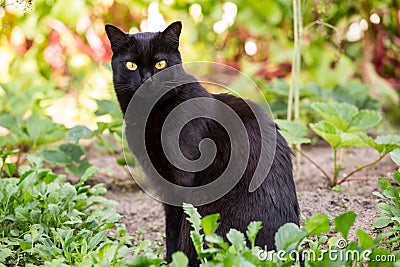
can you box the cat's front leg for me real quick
[164,204,183,263]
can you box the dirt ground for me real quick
[85,144,397,245]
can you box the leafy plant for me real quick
[266,80,380,121]
[38,99,134,178]
[0,155,133,266]
[182,203,395,266]
[277,101,400,186]
[373,150,400,253]
[0,82,66,172]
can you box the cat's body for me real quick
[106,21,300,266]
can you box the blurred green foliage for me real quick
[1,0,399,101]
[0,0,399,177]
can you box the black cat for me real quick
[105,21,300,266]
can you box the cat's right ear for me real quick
[105,24,129,53]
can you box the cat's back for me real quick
[212,93,276,131]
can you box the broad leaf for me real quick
[348,110,381,132]
[304,214,330,236]
[275,223,305,252]
[201,214,220,235]
[169,251,189,267]
[337,133,366,148]
[390,149,400,166]
[275,119,310,144]
[66,125,93,143]
[3,163,16,178]
[311,102,358,131]
[334,211,356,239]
[373,217,392,228]
[310,121,341,148]
[226,229,246,252]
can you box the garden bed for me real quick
[78,145,397,247]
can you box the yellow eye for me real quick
[126,62,137,71]
[155,60,167,70]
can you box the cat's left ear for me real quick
[162,21,182,47]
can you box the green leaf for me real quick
[275,223,305,251]
[25,114,46,146]
[169,251,189,267]
[3,163,16,177]
[373,217,392,228]
[75,165,98,188]
[201,214,220,235]
[390,149,400,166]
[95,99,122,119]
[246,221,262,248]
[60,143,85,162]
[356,229,374,249]
[392,170,400,185]
[183,203,202,233]
[310,121,341,148]
[226,229,246,252]
[0,113,18,129]
[304,214,330,236]
[311,102,358,131]
[275,119,311,144]
[376,135,400,146]
[348,110,381,132]
[334,211,356,239]
[205,233,228,250]
[368,248,393,267]
[0,247,12,262]
[377,178,392,192]
[40,150,69,164]
[183,203,204,256]
[66,125,93,143]
[337,133,365,148]
[88,230,107,251]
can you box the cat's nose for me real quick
[141,72,152,83]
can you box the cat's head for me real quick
[105,21,182,113]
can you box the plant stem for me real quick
[288,0,302,121]
[337,153,387,185]
[333,149,338,186]
[294,146,332,183]
[338,148,344,165]
[290,0,303,179]
[345,177,376,182]
[15,146,23,173]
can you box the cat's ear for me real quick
[161,21,182,48]
[105,24,129,52]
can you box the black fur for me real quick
[105,21,300,266]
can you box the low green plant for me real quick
[182,203,395,266]
[0,82,65,172]
[0,155,133,266]
[373,149,400,253]
[277,101,400,186]
[39,99,134,178]
[265,80,380,121]
[0,112,66,172]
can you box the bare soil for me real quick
[84,145,397,245]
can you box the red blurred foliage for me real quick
[44,19,112,71]
[256,62,292,81]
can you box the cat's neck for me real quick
[118,73,212,117]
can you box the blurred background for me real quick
[0,0,399,177]
[1,0,399,124]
